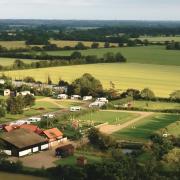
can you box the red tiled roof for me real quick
[4,126,14,132]
[20,124,42,134]
[43,128,63,140]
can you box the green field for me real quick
[3,63,180,97]
[76,111,139,125]
[112,100,180,110]
[165,121,180,136]
[0,100,60,123]
[132,36,180,42]
[112,114,179,141]
[44,46,180,66]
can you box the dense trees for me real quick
[140,88,156,100]
[170,90,180,101]
[6,94,35,114]
[166,42,180,50]
[71,73,104,97]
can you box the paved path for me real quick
[98,110,154,134]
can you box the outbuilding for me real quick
[55,144,74,158]
[1,129,49,157]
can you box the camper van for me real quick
[96,97,108,103]
[27,117,41,124]
[83,96,93,101]
[57,94,68,99]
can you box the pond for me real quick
[0,172,46,180]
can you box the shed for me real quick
[55,144,74,158]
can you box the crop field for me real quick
[111,100,180,110]
[132,36,180,42]
[3,63,180,97]
[76,111,139,126]
[112,113,179,142]
[0,40,118,49]
[0,57,37,66]
[50,40,118,48]
[44,45,180,66]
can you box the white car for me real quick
[70,106,81,112]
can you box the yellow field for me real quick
[0,40,118,49]
[3,63,180,97]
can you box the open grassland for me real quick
[0,40,118,49]
[76,111,139,125]
[132,36,180,42]
[112,114,179,142]
[3,63,180,97]
[111,100,180,110]
[0,57,37,66]
[165,121,180,137]
[45,46,180,66]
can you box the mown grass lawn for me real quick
[77,111,139,125]
[112,113,179,142]
[56,100,84,108]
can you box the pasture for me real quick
[76,111,139,126]
[132,36,180,42]
[3,63,180,97]
[45,45,180,66]
[112,113,179,142]
[0,57,37,66]
[111,100,180,110]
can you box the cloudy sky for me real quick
[0,0,180,20]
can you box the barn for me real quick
[1,129,49,157]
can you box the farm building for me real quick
[43,128,65,147]
[1,129,49,157]
[55,144,74,158]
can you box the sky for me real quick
[0,0,180,20]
